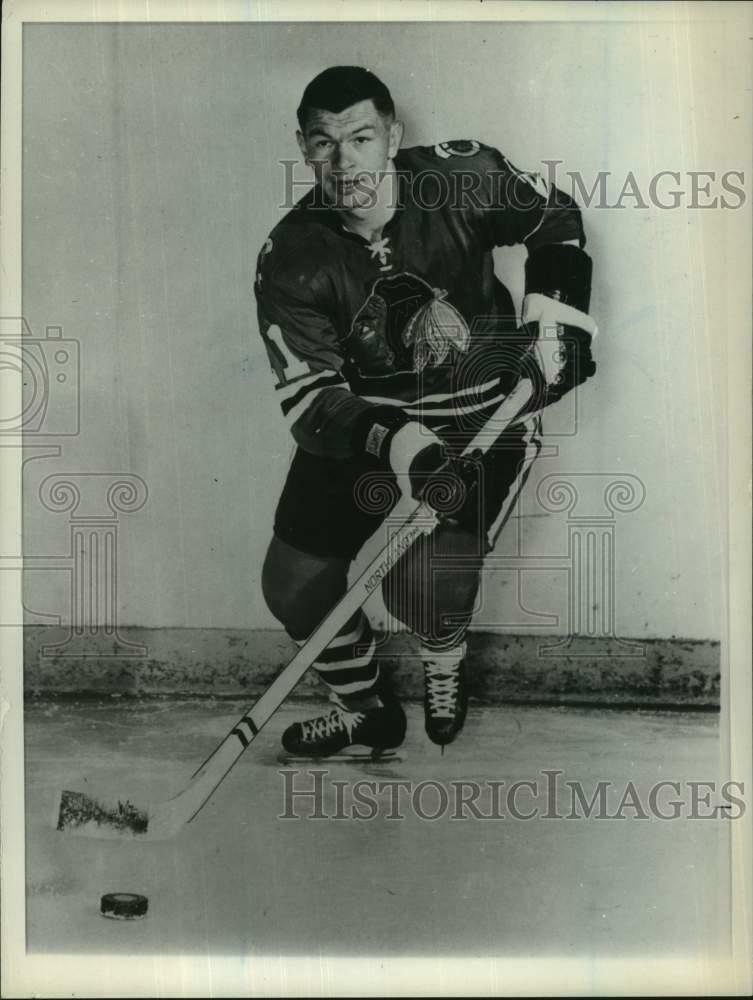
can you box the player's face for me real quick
[297,100,402,210]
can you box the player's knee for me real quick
[382,525,482,634]
[432,522,487,561]
[261,535,348,640]
[431,525,483,615]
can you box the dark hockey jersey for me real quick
[254,140,585,459]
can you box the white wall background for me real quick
[20,18,750,638]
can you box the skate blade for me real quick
[277,746,405,765]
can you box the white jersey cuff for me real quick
[522,292,598,338]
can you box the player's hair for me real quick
[297,66,395,131]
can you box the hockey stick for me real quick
[56,376,536,840]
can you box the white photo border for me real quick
[1,1,751,996]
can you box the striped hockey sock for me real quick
[294,611,379,704]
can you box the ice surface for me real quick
[24,699,726,955]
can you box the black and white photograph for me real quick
[1,1,751,996]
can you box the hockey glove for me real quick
[352,408,481,521]
[523,244,598,407]
[389,422,482,521]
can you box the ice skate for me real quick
[278,688,406,763]
[423,653,468,747]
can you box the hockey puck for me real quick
[100,893,148,920]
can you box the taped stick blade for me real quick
[55,779,215,842]
[56,789,149,839]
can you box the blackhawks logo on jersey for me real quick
[345,273,470,377]
[433,139,481,159]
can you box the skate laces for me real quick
[300,702,364,743]
[424,663,461,718]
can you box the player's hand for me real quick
[389,423,481,520]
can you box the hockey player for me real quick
[255,66,597,758]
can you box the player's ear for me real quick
[296,130,309,164]
[388,119,404,160]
